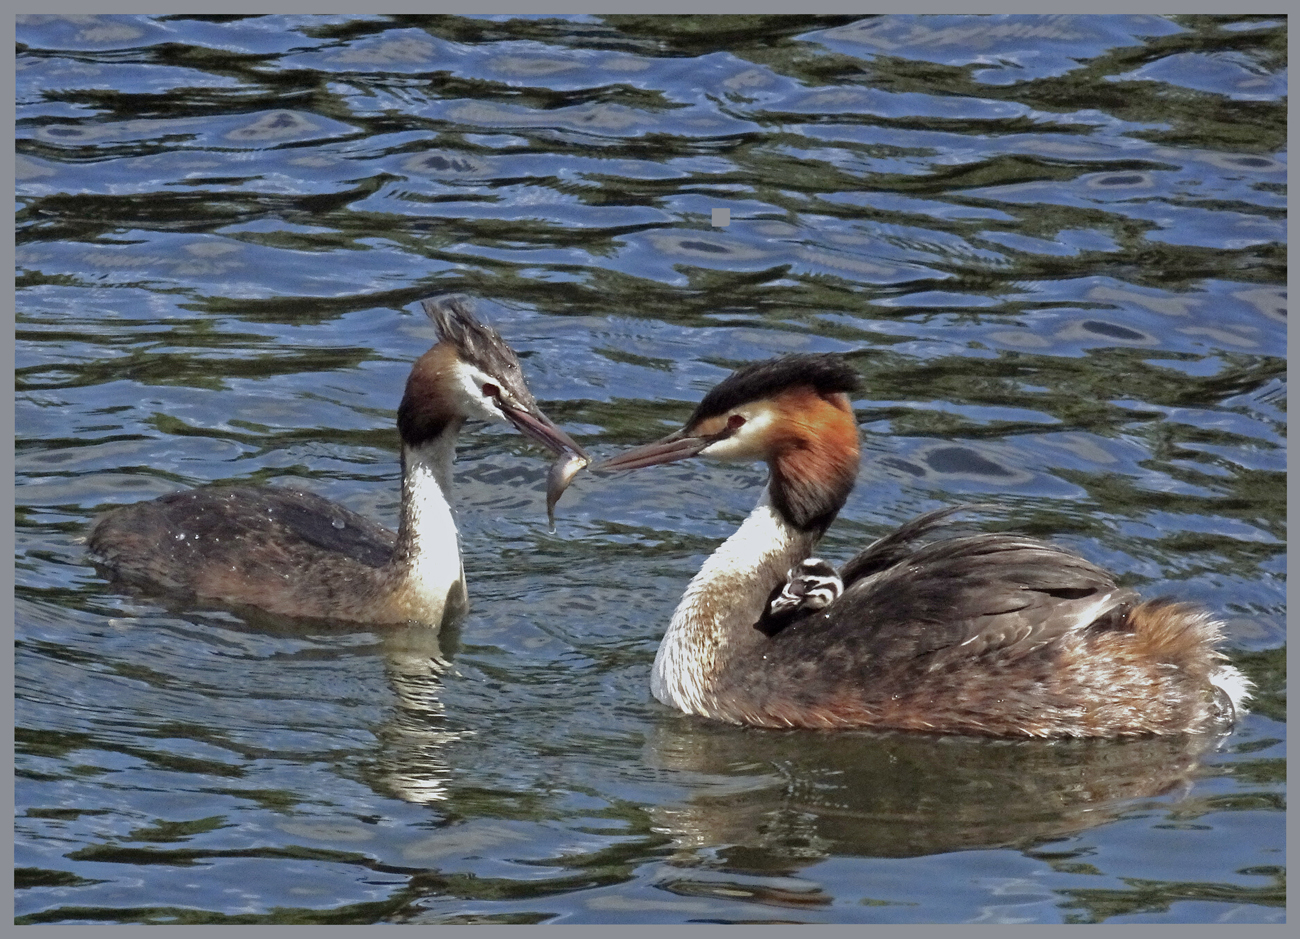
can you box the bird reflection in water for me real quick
[640,718,1228,868]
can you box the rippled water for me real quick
[15,13,1285,924]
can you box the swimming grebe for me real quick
[584,353,1251,737]
[87,297,587,628]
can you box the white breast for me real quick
[651,494,810,716]
[401,437,467,622]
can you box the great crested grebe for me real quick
[87,297,587,628]
[583,353,1251,737]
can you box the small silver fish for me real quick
[546,449,589,530]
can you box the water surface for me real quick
[15,13,1286,924]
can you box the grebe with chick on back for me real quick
[563,353,1250,737]
[87,297,588,628]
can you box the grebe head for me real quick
[595,353,861,531]
[398,297,587,459]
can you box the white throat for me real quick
[400,434,467,623]
[651,488,815,717]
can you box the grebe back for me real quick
[87,297,586,628]
[586,353,1250,737]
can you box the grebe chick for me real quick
[87,297,587,629]
[770,558,843,616]
[586,353,1251,737]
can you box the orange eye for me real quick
[482,382,500,397]
[727,414,746,431]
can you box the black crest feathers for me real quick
[689,353,860,425]
[421,296,524,383]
